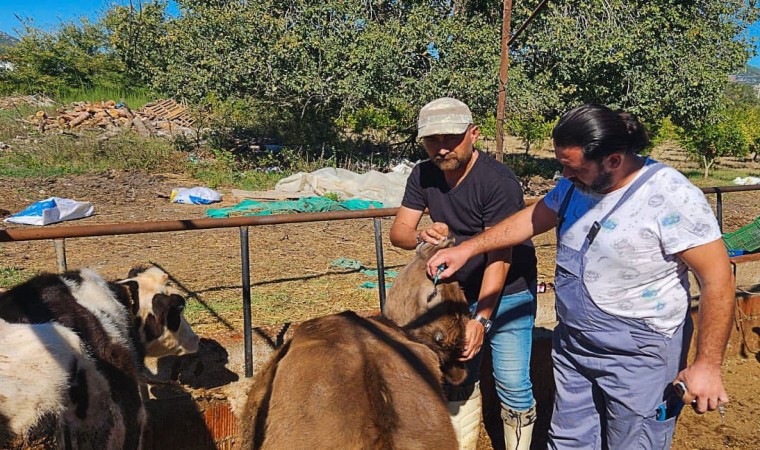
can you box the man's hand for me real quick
[418,222,449,245]
[459,318,486,361]
[675,239,733,415]
[426,242,473,280]
[673,361,728,414]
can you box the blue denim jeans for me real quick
[463,288,537,411]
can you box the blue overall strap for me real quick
[556,184,576,240]
[581,162,666,253]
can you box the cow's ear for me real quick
[166,294,185,332]
[443,364,467,385]
[152,293,185,331]
[437,282,467,305]
[152,293,173,324]
[417,241,442,260]
[122,280,141,315]
[128,266,146,278]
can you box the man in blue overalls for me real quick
[426,104,734,449]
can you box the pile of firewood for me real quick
[28,99,196,139]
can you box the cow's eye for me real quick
[434,331,444,342]
[177,305,185,312]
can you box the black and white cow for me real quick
[0,266,200,449]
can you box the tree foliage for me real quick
[679,112,749,178]
[102,1,169,86]
[513,0,757,129]
[678,78,760,177]
[2,0,758,161]
[0,20,127,95]
[103,0,505,154]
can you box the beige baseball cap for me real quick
[417,97,473,139]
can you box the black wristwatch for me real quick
[471,313,492,333]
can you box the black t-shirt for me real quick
[401,151,537,301]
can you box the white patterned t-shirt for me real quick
[543,159,721,336]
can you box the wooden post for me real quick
[496,0,514,163]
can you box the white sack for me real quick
[4,197,94,226]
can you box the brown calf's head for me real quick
[385,239,469,385]
[385,238,468,326]
[119,267,200,358]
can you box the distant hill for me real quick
[734,64,760,86]
[0,31,18,53]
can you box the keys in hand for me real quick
[674,381,725,423]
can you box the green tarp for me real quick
[206,197,383,218]
[329,258,398,289]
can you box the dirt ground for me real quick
[1,149,759,448]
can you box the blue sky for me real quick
[1,0,759,67]
[0,0,179,33]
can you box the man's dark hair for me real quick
[552,104,650,161]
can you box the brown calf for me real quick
[240,240,468,449]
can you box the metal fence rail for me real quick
[1,184,759,376]
[1,207,399,377]
[0,208,400,242]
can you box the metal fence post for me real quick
[54,239,67,273]
[715,190,723,233]
[373,217,386,312]
[240,226,253,378]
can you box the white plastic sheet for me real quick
[732,176,760,186]
[274,163,415,207]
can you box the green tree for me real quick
[723,80,760,160]
[507,114,554,155]
[109,1,504,153]
[648,116,683,148]
[729,104,760,160]
[724,80,760,108]
[680,112,749,178]
[102,1,168,86]
[0,19,126,95]
[514,0,757,128]
[502,66,559,154]
[8,0,757,168]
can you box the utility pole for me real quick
[495,0,514,163]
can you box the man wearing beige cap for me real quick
[390,97,538,450]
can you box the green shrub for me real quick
[649,116,683,148]
[55,86,156,109]
[504,154,562,180]
[0,20,132,96]
[323,192,341,202]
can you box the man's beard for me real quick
[433,151,470,171]
[573,170,614,194]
